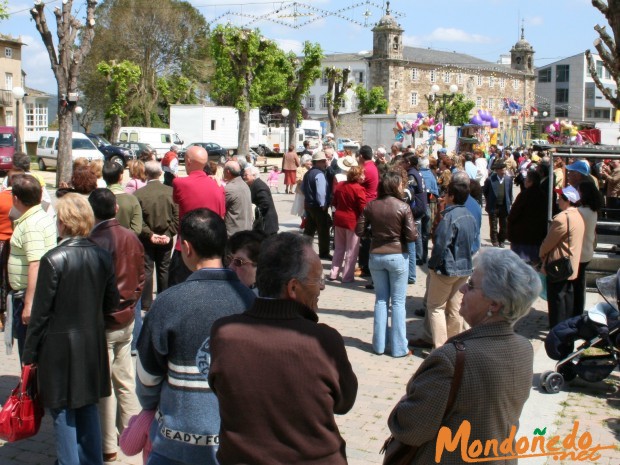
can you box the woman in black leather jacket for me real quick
[23,193,119,465]
[356,171,417,357]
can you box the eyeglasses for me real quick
[226,255,256,267]
[465,277,479,291]
[301,276,325,287]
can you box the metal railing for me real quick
[0,89,13,107]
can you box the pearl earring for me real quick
[487,309,493,317]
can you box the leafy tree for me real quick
[355,85,388,115]
[586,0,620,110]
[325,67,353,137]
[210,25,288,154]
[280,42,324,147]
[31,0,97,185]
[82,0,209,127]
[97,60,141,142]
[427,93,475,126]
[0,0,8,20]
[157,73,199,125]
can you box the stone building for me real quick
[306,5,537,143]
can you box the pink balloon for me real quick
[428,117,435,125]
[435,123,443,132]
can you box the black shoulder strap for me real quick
[445,341,466,416]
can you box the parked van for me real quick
[36,131,104,170]
[117,127,184,160]
[0,126,16,173]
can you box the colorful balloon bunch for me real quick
[469,109,499,128]
[544,119,583,145]
[393,113,444,143]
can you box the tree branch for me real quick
[30,4,59,77]
[592,0,609,18]
[594,24,616,55]
[586,49,620,108]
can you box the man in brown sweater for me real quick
[207,233,358,465]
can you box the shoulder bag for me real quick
[380,341,466,465]
[545,213,573,283]
[0,364,44,442]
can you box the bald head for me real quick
[224,161,242,181]
[186,146,208,173]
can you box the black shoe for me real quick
[365,283,374,290]
[359,270,371,277]
[319,254,333,260]
[498,242,505,248]
[408,338,433,349]
[408,279,416,284]
[414,308,425,317]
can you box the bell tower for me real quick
[510,23,535,73]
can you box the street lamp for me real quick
[430,84,458,148]
[12,86,25,152]
[74,105,83,131]
[281,108,290,153]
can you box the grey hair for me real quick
[451,170,470,185]
[246,165,260,177]
[257,232,313,298]
[144,160,162,179]
[475,248,541,325]
[300,154,312,165]
[418,156,429,169]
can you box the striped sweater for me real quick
[136,268,255,464]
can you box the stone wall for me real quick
[335,111,363,142]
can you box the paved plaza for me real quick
[0,167,618,464]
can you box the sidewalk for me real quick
[0,169,617,464]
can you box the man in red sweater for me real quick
[357,145,379,277]
[170,145,225,285]
[208,233,358,465]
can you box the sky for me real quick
[2,0,608,94]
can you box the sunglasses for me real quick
[226,255,256,267]
[465,277,479,291]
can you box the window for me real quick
[306,95,315,109]
[25,103,48,132]
[587,108,611,119]
[585,87,595,99]
[556,88,569,103]
[321,96,329,109]
[355,71,365,84]
[489,76,495,88]
[4,47,12,59]
[596,60,604,77]
[605,68,611,79]
[443,71,450,83]
[411,92,418,106]
[499,78,506,89]
[488,98,494,110]
[556,65,570,82]
[210,120,216,131]
[46,136,55,148]
[5,73,12,90]
[5,111,12,126]
[411,68,419,81]
[321,70,328,85]
[555,108,568,117]
[477,75,483,86]
[457,73,463,85]
[512,79,519,89]
[430,70,436,83]
[538,68,552,82]
[476,97,482,107]
[161,134,172,144]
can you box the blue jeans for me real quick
[51,404,103,465]
[131,297,143,351]
[148,451,191,465]
[369,253,409,357]
[414,219,423,263]
[407,242,417,283]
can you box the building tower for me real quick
[368,1,404,112]
[510,24,535,73]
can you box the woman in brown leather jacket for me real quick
[356,171,417,357]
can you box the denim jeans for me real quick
[12,294,26,361]
[51,404,103,465]
[420,210,431,263]
[414,219,423,262]
[369,253,409,357]
[407,242,416,283]
[131,298,142,351]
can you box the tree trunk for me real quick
[56,109,74,187]
[109,114,122,144]
[288,116,297,151]
[238,108,250,155]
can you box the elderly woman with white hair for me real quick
[386,248,540,464]
[291,154,313,217]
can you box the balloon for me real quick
[490,118,498,129]
[471,115,483,125]
[395,132,404,141]
[396,121,403,130]
[428,117,435,125]
[435,123,443,132]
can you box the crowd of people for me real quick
[0,137,617,465]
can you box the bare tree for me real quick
[325,67,353,137]
[586,0,620,110]
[31,0,97,185]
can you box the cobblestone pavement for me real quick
[0,167,617,464]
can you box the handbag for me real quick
[380,341,466,465]
[545,213,574,283]
[0,364,44,442]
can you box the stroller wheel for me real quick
[558,363,577,382]
[539,370,554,389]
[543,372,564,394]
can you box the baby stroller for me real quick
[541,270,620,394]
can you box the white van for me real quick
[117,127,184,160]
[36,131,104,170]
